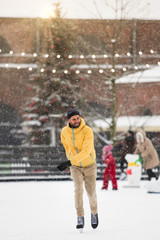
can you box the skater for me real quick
[101,145,118,190]
[134,130,159,181]
[118,130,136,180]
[57,108,98,231]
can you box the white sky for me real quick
[0,0,160,19]
[0,180,160,240]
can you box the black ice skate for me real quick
[76,216,84,233]
[91,213,99,229]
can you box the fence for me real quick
[0,146,159,181]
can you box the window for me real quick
[0,103,21,124]
[140,108,152,116]
[0,35,12,53]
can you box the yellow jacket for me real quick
[61,117,96,167]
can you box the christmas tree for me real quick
[23,3,81,146]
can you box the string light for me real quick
[11,64,160,73]
[1,51,160,74]
[40,68,45,72]
[80,55,84,59]
[0,51,160,59]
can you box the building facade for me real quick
[0,17,160,144]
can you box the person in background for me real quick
[134,130,159,180]
[119,130,136,180]
[57,108,98,231]
[101,145,118,190]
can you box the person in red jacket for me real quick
[101,145,118,190]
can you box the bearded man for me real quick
[57,108,98,231]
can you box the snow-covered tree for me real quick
[23,3,81,145]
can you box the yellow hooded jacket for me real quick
[61,117,96,167]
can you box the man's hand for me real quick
[57,160,71,172]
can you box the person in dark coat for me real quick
[101,145,118,190]
[119,130,136,180]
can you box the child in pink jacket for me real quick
[102,145,118,190]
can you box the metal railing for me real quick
[0,146,159,181]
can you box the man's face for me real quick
[68,115,81,128]
[126,132,130,137]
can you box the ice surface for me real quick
[0,180,159,240]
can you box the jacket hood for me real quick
[102,145,113,153]
[102,145,113,160]
[136,130,146,143]
[67,117,85,133]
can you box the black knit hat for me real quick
[128,130,134,135]
[67,109,80,119]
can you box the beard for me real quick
[69,121,81,128]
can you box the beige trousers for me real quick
[70,164,98,217]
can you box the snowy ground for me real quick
[0,180,159,240]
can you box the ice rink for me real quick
[0,180,159,240]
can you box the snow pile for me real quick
[115,66,160,84]
[93,115,160,132]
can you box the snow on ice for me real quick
[0,180,160,240]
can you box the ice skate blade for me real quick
[76,225,84,233]
[147,191,160,194]
[78,228,83,233]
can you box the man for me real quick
[57,108,98,231]
[118,130,136,180]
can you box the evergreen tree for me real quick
[23,3,81,145]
